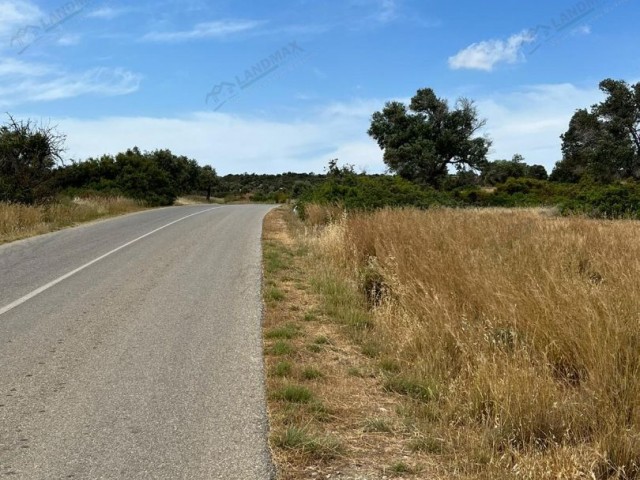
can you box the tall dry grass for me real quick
[307,207,640,478]
[0,197,143,244]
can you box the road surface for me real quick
[0,205,275,479]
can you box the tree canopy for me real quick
[552,79,640,183]
[368,88,491,187]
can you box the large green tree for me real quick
[368,88,491,187]
[552,79,640,183]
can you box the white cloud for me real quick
[0,0,41,38]
[0,58,51,76]
[571,25,592,36]
[8,82,611,175]
[376,0,397,23]
[56,33,80,46]
[86,6,126,20]
[143,20,261,42]
[476,83,605,169]
[0,60,141,106]
[40,100,384,174]
[448,30,536,71]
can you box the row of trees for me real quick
[367,79,640,188]
[56,148,216,206]
[0,116,218,206]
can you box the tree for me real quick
[552,79,640,183]
[481,154,529,186]
[368,88,491,187]
[528,164,548,181]
[0,115,65,203]
[199,165,217,201]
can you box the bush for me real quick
[298,173,454,213]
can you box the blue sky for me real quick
[0,0,638,174]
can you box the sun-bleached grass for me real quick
[306,206,640,478]
[0,196,144,244]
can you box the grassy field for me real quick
[264,205,640,479]
[0,197,144,244]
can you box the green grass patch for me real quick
[361,341,381,358]
[265,324,300,340]
[380,358,402,374]
[301,367,325,380]
[275,427,342,459]
[270,340,294,356]
[313,335,331,345]
[263,242,294,275]
[265,286,286,302]
[311,275,373,330]
[272,361,293,377]
[303,311,318,322]
[272,384,314,403]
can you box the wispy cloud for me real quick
[142,19,262,42]
[448,30,536,71]
[0,60,141,106]
[86,6,127,20]
[571,24,592,36]
[375,0,398,23]
[37,82,607,174]
[476,82,604,166]
[56,33,81,46]
[0,0,41,37]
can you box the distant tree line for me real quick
[214,172,326,203]
[0,116,218,206]
[302,79,640,218]
[3,77,639,217]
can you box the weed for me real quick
[380,358,401,374]
[272,361,293,377]
[270,341,294,356]
[272,384,314,404]
[275,427,343,459]
[362,417,392,433]
[409,436,446,454]
[265,324,300,340]
[265,286,285,302]
[301,367,324,380]
[303,311,317,322]
[384,376,438,403]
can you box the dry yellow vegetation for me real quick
[302,206,640,479]
[0,197,144,244]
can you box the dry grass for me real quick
[304,206,640,479]
[0,197,144,244]
[263,208,435,479]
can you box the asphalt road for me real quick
[0,205,276,479]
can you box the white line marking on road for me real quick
[0,206,221,317]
